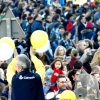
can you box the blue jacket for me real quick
[31,20,44,32]
[11,70,45,100]
[81,28,96,39]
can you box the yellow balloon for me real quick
[30,30,48,49]
[0,37,15,49]
[60,90,76,100]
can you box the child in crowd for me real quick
[44,58,63,93]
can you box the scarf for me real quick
[51,67,63,84]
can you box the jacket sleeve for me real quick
[31,55,45,82]
[6,58,16,85]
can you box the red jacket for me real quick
[66,20,74,32]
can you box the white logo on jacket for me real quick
[19,75,35,80]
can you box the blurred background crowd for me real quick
[0,0,100,100]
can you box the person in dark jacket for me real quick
[10,54,45,100]
[31,14,44,32]
[78,15,86,40]
[81,21,96,40]
[60,32,74,50]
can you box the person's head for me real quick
[78,40,87,51]
[52,15,61,22]
[95,18,100,25]
[70,49,78,58]
[54,46,66,57]
[91,73,100,82]
[83,3,88,9]
[84,39,93,49]
[96,5,100,12]
[51,58,63,70]
[33,8,38,15]
[0,68,4,80]
[50,11,55,17]
[66,48,72,56]
[34,14,42,21]
[63,32,71,40]
[56,74,67,90]
[68,69,80,83]
[45,15,52,22]
[15,54,31,73]
[79,15,86,23]
[91,65,100,74]
[86,16,92,22]
[91,48,100,67]
[58,25,65,34]
[22,14,27,20]
[66,13,73,20]
[74,60,83,70]
[55,8,61,15]
[36,52,44,58]
[0,61,4,66]
[17,38,23,43]
[27,16,33,23]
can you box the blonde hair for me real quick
[90,48,100,67]
[54,46,66,58]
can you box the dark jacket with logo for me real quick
[11,70,45,100]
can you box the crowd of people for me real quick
[0,0,100,100]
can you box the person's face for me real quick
[66,33,71,40]
[59,28,65,34]
[54,61,61,69]
[18,38,23,43]
[70,16,73,21]
[72,71,80,81]
[50,11,55,17]
[58,47,64,56]
[46,16,52,22]
[38,53,43,58]
[85,42,89,48]
[29,19,33,23]
[81,17,86,23]
[33,9,38,15]
[0,61,4,66]
[37,14,42,21]
[79,42,87,51]
[57,78,67,90]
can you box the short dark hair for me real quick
[86,16,92,22]
[58,25,64,29]
[56,74,66,81]
[63,32,70,38]
[74,60,83,69]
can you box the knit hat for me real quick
[86,22,93,28]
